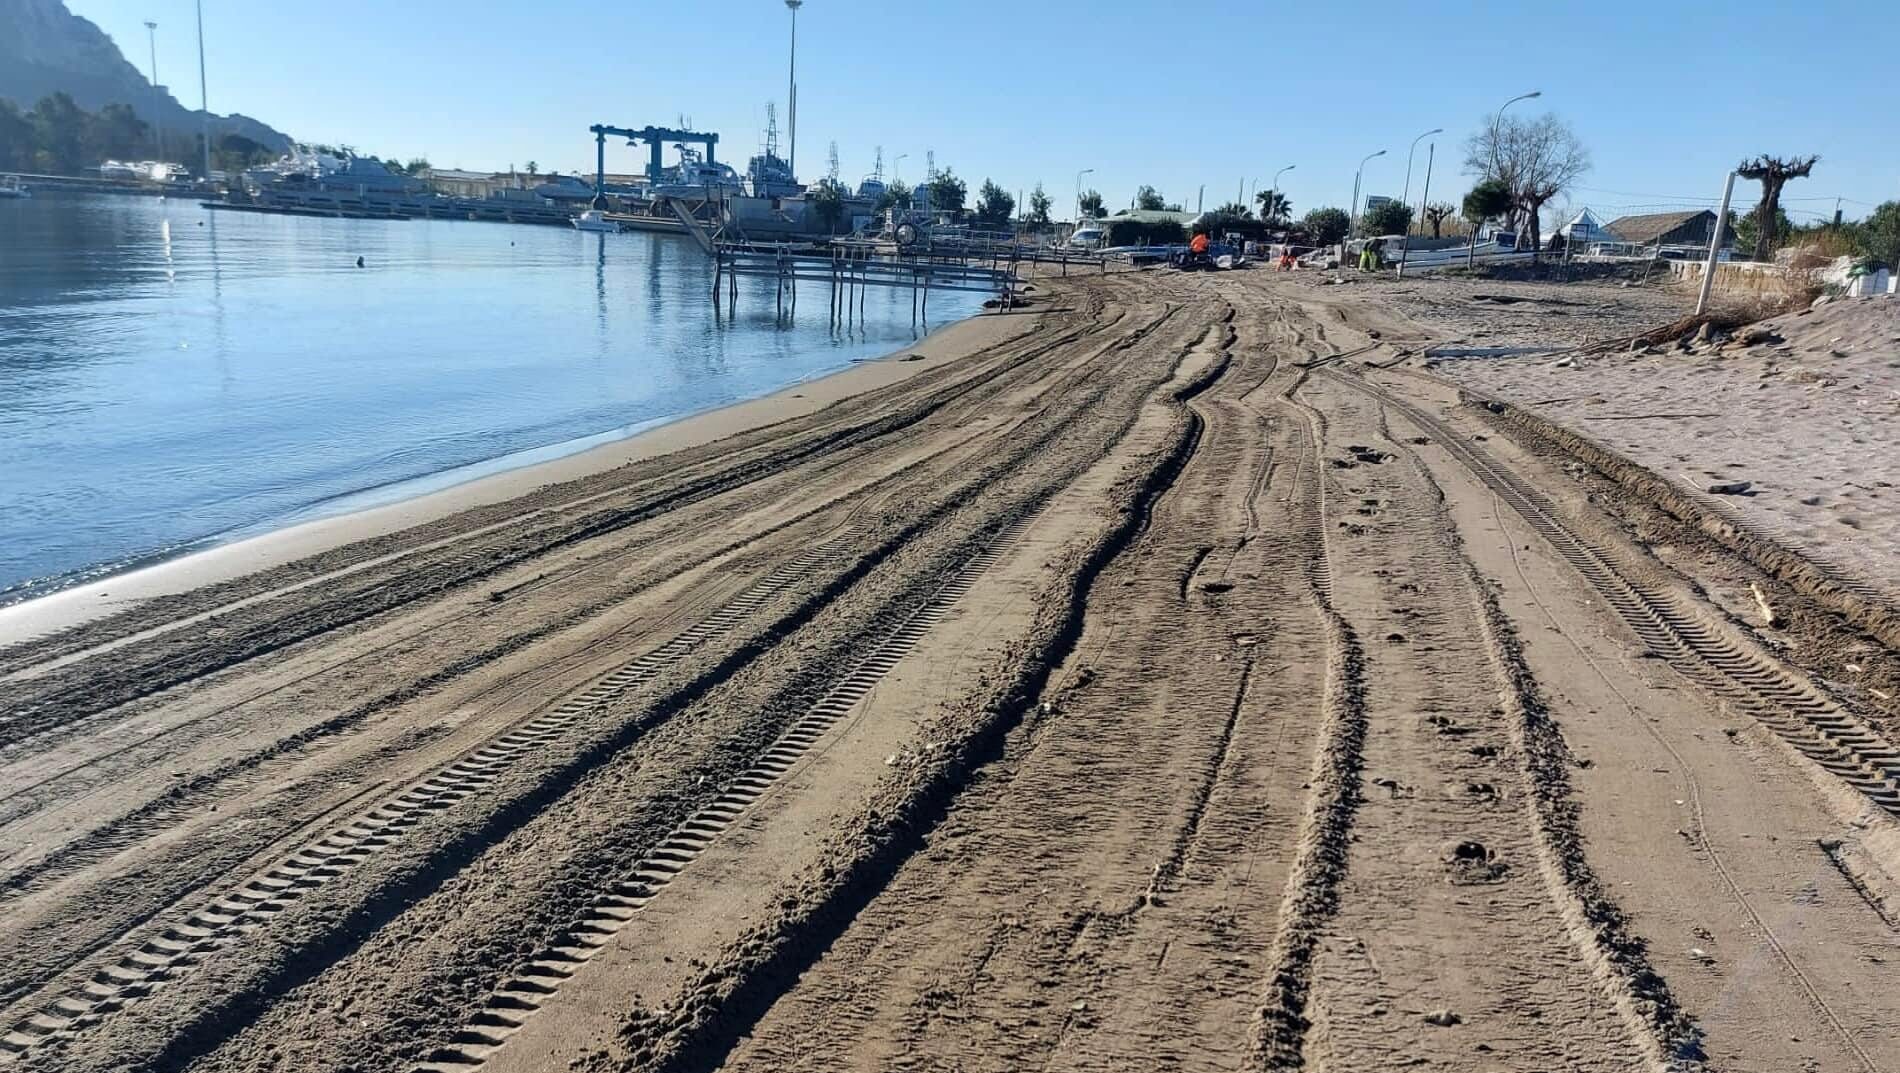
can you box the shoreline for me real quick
[0,309,1019,643]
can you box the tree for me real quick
[0,100,32,170]
[525,160,539,177]
[808,180,845,233]
[1301,207,1350,246]
[1359,200,1413,237]
[404,157,431,176]
[84,102,148,164]
[28,93,88,173]
[1461,178,1512,233]
[1423,202,1456,238]
[1211,201,1253,219]
[975,178,1015,227]
[1464,113,1590,257]
[1079,189,1106,218]
[1026,183,1053,230]
[1254,189,1291,224]
[1736,154,1819,262]
[1733,206,1792,259]
[1134,184,1166,211]
[927,168,967,219]
[1861,200,1900,270]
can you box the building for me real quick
[1605,209,1721,247]
[423,169,521,198]
[1549,207,1612,245]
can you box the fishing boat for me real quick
[571,210,620,233]
[0,176,29,199]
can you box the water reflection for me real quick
[0,194,982,600]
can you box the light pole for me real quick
[195,0,210,181]
[1401,127,1442,212]
[1486,90,1540,244]
[144,20,162,163]
[1074,167,1093,224]
[1269,164,1294,224]
[1349,148,1386,255]
[784,1,802,179]
[893,153,907,182]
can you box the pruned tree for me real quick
[1254,189,1291,224]
[1464,113,1591,255]
[1026,183,1053,229]
[1423,201,1456,238]
[1079,189,1105,219]
[1736,154,1819,261]
[1134,184,1166,211]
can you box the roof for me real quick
[424,169,495,181]
[1605,209,1713,243]
[1111,209,1198,226]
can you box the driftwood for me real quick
[1749,581,1783,628]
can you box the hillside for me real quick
[1,0,292,154]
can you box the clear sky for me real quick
[67,0,1900,223]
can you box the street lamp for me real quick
[784,0,802,178]
[1349,148,1386,244]
[1489,89,1540,175]
[143,21,162,162]
[893,153,907,181]
[1074,167,1093,224]
[1401,127,1442,210]
[1269,164,1294,223]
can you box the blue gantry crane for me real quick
[589,123,720,205]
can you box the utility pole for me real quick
[1074,167,1093,225]
[1696,171,1737,315]
[1399,141,1434,279]
[144,21,162,162]
[195,0,210,180]
[1349,148,1386,266]
[1402,127,1443,211]
[784,0,802,179]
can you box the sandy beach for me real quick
[4,267,1899,1073]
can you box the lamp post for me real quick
[1074,167,1093,224]
[1485,90,1540,247]
[784,1,802,178]
[144,21,162,162]
[195,0,210,181]
[1349,148,1386,262]
[1401,127,1442,211]
[1269,164,1294,225]
[893,153,907,181]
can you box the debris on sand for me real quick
[1423,1009,1463,1027]
[1706,479,1753,495]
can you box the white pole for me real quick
[785,1,801,178]
[196,0,210,181]
[144,21,162,162]
[1696,170,1737,315]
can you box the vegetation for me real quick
[1423,201,1457,238]
[1463,112,1591,254]
[1210,201,1252,219]
[926,168,967,219]
[1254,189,1291,224]
[1736,154,1818,262]
[1192,210,1268,241]
[1078,189,1106,219]
[975,178,1015,227]
[1301,207,1350,246]
[1133,184,1166,212]
[1358,199,1414,237]
[1104,217,1186,246]
[525,161,539,177]
[1025,183,1053,230]
[807,179,845,233]
[0,93,280,176]
[1461,178,1512,234]
[875,178,912,213]
[1735,200,1900,269]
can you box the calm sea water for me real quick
[0,193,978,601]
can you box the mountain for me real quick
[1,0,292,154]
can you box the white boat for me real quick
[571,210,620,233]
[649,148,745,200]
[0,176,28,199]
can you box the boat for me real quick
[571,210,620,233]
[649,147,745,200]
[0,176,28,199]
[531,174,598,202]
[743,104,802,198]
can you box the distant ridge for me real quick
[1,0,292,154]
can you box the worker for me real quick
[1189,231,1210,256]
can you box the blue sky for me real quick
[68,0,1900,223]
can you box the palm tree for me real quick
[1736,154,1818,262]
[526,160,539,179]
[1254,189,1291,224]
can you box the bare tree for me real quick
[1736,154,1818,262]
[1464,113,1591,257]
[1423,201,1456,238]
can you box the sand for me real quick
[2,268,1897,1073]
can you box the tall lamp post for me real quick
[1348,148,1386,263]
[1401,127,1442,212]
[893,153,907,182]
[1074,167,1093,224]
[144,21,162,162]
[784,1,802,179]
[195,0,210,181]
[1269,164,1294,225]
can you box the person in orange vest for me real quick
[1189,232,1210,256]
